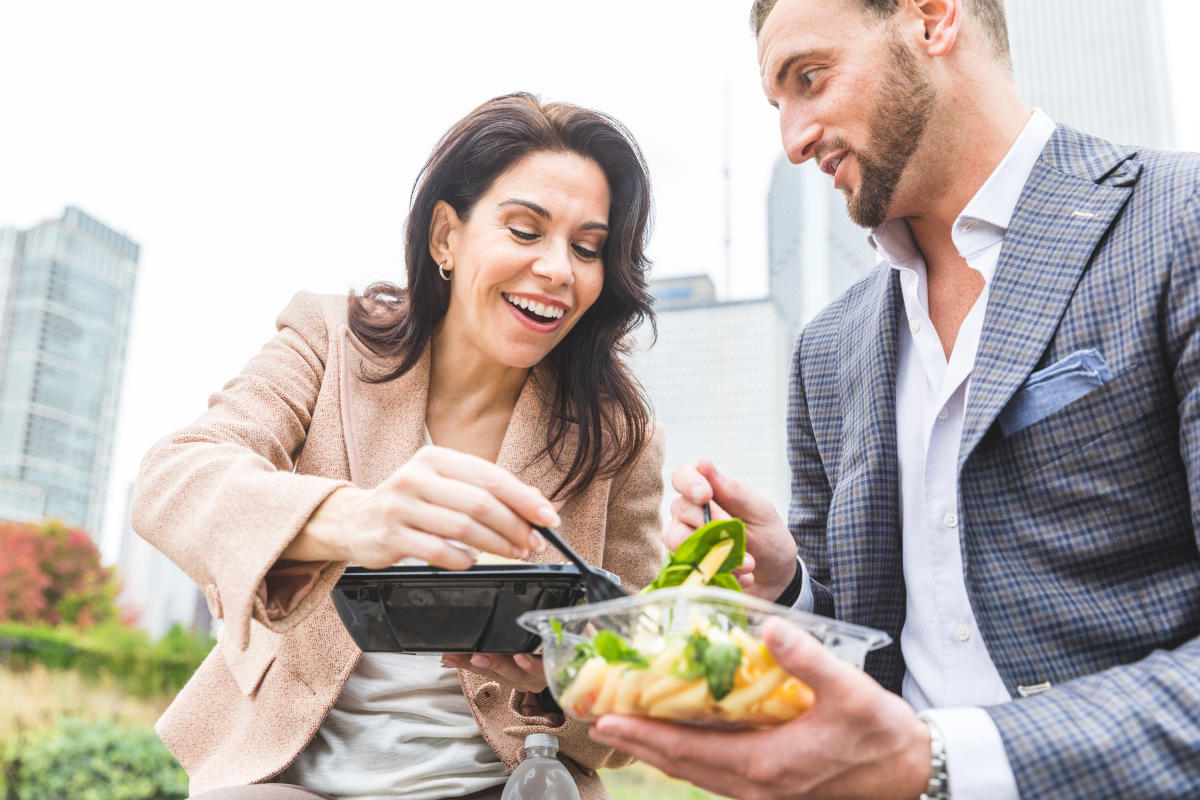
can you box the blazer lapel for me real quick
[339,329,428,488]
[958,129,1140,468]
[834,266,904,633]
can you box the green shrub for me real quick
[2,716,187,800]
[0,621,215,698]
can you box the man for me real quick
[587,0,1200,798]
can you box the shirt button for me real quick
[955,623,972,642]
[909,320,921,334]
[937,407,950,421]
[943,512,958,529]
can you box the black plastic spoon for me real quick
[533,525,630,602]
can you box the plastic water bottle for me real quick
[500,733,581,800]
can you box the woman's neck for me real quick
[426,325,529,459]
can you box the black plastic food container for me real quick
[331,564,587,653]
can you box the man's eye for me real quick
[572,244,601,259]
[510,228,538,241]
[800,68,820,87]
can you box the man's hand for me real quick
[667,460,798,599]
[589,618,930,800]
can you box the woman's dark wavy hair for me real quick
[348,92,656,501]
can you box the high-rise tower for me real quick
[0,207,139,539]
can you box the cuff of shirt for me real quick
[788,556,814,613]
[919,707,1020,800]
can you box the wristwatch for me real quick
[918,714,949,800]
[773,556,806,607]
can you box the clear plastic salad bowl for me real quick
[517,586,891,727]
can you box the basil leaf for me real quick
[703,641,742,701]
[708,572,742,592]
[593,630,649,667]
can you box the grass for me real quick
[601,762,724,799]
[0,664,721,799]
[0,663,170,742]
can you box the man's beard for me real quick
[842,36,935,228]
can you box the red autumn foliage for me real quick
[0,519,118,628]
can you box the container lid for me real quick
[524,733,558,750]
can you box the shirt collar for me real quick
[868,108,1057,269]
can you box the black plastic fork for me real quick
[534,525,630,602]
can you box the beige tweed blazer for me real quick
[131,292,665,798]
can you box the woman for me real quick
[131,92,664,800]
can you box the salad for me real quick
[548,519,816,726]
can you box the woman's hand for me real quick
[283,445,559,569]
[441,652,548,694]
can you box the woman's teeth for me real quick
[504,293,565,321]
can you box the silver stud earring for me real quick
[438,259,451,281]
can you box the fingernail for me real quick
[514,654,531,669]
[537,505,561,526]
[691,486,706,503]
[472,654,491,668]
[529,531,546,550]
[514,546,530,559]
[767,620,797,651]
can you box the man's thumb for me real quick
[762,617,855,698]
[697,460,746,514]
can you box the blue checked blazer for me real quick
[788,125,1200,799]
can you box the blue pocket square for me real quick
[998,349,1114,436]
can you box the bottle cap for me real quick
[524,733,559,750]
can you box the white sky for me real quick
[0,1,1196,563]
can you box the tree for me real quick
[0,520,118,627]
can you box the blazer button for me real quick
[203,584,223,619]
[472,681,502,709]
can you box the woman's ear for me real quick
[429,200,462,268]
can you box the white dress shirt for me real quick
[794,109,1056,799]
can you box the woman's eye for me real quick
[510,228,538,241]
[573,244,601,259]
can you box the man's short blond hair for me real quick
[749,0,1011,64]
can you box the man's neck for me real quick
[902,80,1032,247]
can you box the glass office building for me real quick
[0,207,139,540]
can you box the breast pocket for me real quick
[998,362,1167,479]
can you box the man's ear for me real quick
[429,200,462,268]
[910,0,960,57]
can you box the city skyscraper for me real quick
[1006,0,1174,150]
[633,276,795,517]
[0,207,139,540]
[768,156,877,335]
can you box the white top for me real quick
[794,109,1056,799]
[281,427,509,799]
[280,652,508,799]
[873,107,1056,799]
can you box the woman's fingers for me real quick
[366,446,558,561]
[423,446,559,527]
[399,477,534,559]
[441,653,548,694]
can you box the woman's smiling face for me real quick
[431,150,610,370]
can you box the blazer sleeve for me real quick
[130,292,351,651]
[984,182,1200,799]
[507,422,667,773]
[787,327,836,617]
